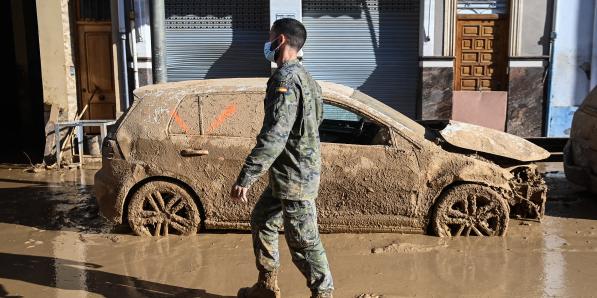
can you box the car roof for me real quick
[133,78,425,135]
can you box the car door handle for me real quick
[180,149,209,157]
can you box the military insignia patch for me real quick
[276,86,288,93]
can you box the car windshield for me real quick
[350,90,426,135]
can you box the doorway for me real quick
[454,14,509,91]
[1,0,44,163]
[75,0,116,126]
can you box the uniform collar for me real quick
[279,58,300,68]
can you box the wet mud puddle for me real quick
[0,165,596,297]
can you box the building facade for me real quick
[139,0,554,137]
[420,0,554,137]
[18,0,597,162]
[137,0,561,136]
[547,0,597,137]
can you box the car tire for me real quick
[432,184,509,237]
[127,180,200,237]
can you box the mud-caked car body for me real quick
[564,87,597,194]
[95,78,549,237]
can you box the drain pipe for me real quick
[544,0,558,137]
[129,0,139,89]
[150,0,167,83]
[116,0,131,109]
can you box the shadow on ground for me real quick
[0,252,234,298]
[0,176,116,233]
[0,176,250,236]
[543,173,597,220]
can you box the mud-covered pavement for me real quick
[0,163,595,297]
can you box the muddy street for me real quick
[0,163,596,297]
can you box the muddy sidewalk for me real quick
[0,163,596,297]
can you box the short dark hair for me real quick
[271,18,307,50]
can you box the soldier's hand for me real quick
[230,184,249,203]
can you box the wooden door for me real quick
[455,15,508,91]
[76,23,116,123]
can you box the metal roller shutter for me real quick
[165,0,270,81]
[302,0,420,117]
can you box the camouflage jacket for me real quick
[236,59,323,200]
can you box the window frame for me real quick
[320,100,396,147]
[167,95,201,136]
[167,90,417,149]
[197,91,266,139]
[322,95,424,149]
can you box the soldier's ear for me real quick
[279,34,287,46]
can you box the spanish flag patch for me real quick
[276,86,288,93]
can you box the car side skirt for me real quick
[204,218,426,234]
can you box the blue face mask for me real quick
[264,36,281,62]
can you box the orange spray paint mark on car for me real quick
[170,110,191,134]
[207,103,237,133]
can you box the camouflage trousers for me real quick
[250,187,334,295]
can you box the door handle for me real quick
[180,149,209,157]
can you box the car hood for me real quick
[439,121,550,162]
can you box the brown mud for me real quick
[1,163,596,297]
[99,79,547,236]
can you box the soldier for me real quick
[230,18,334,298]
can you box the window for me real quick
[320,103,391,145]
[200,92,264,138]
[168,97,200,135]
[323,104,360,121]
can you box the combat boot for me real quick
[237,270,281,298]
[310,292,333,298]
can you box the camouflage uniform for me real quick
[236,59,334,295]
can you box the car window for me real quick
[200,92,264,138]
[320,102,392,146]
[323,104,361,121]
[168,96,200,135]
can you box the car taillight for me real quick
[102,138,123,160]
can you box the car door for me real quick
[168,92,267,225]
[317,102,423,232]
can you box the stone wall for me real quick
[506,66,546,137]
[36,0,77,121]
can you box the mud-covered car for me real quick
[95,78,549,237]
[564,87,597,193]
